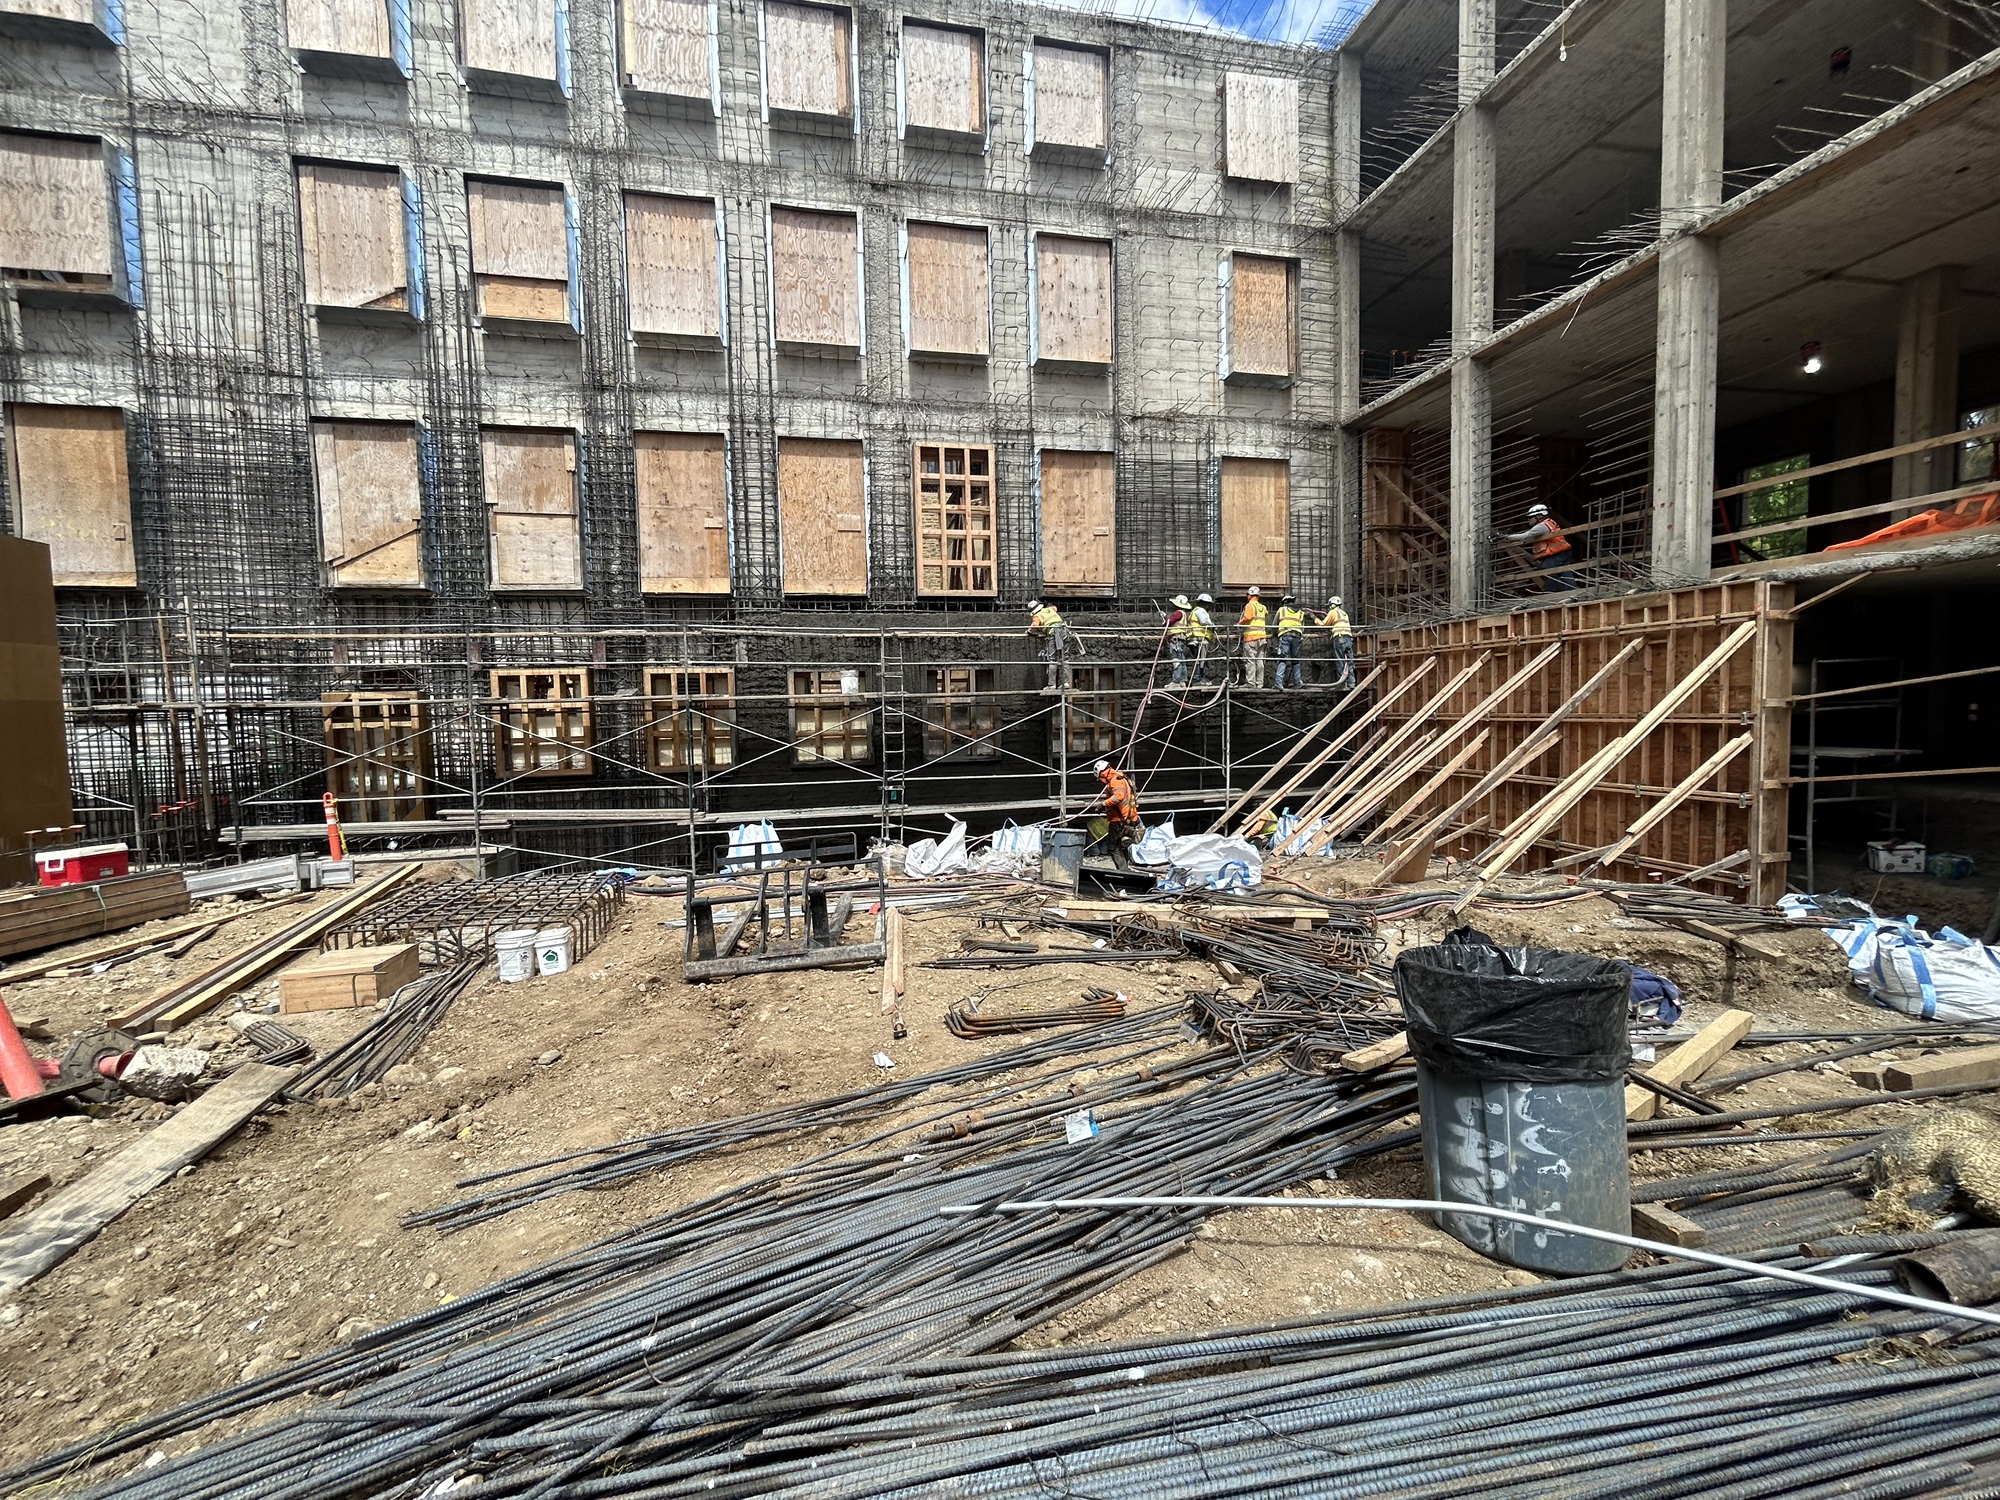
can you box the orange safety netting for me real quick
[1825,491,2000,550]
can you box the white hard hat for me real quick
[1246,585,1260,596]
[1328,595,1343,606]
[1528,503,1550,517]
[1027,598,1041,609]
[1197,593,1214,604]
[1093,759,1110,775]
[1171,594,1191,609]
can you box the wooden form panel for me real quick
[461,0,558,81]
[298,164,408,312]
[1359,581,1795,903]
[903,23,982,137]
[764,1,851,119]
[914,443,995,597]
[905,221,987,358]
[621,0,709,96]
[482,428,581,589]
[323,691,431,820]
[625,193,719,339]
[491,669,593,775]
[0,133,110,279]
[1030,42,1106,155]
[645,667,735,770]
[1223,71,1299,183]
[777,437,865,595]
[1034,234,1111,368]
[771,207,860,352]
[5,404,134,587]
[1230,254,1295,381]
[1362,425,1450,620]
[313,420,423,587]
[1220,457,1289,591]
[288,0,391,56]
[468,178,568,322]
[1038,449,1114,595]
[635,431,729,593]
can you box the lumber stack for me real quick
[0,873,188,960]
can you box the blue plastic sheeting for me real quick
[400,170,426,322]
[111,147,143,308]
[388,0,412,75]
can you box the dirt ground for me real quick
[0,859,1980,1465]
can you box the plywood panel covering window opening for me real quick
[625,193,719,340]
[1221,457,1289,591]
[903,22,982,138]
[1034,235,1111,368]
[4,404,134,586]
[461,0,558,81]
[288,0,392,58]
[1054,665,1120,757]
[645,667,735,770]
[922,666,998,759]
[636,431,729,593]
[482,428,582,589]
[770,207,860,353]
[791,668,872,763]
[0,133,111,289]
[1229,253,1295,382]
[1030,42,1106,156]
[764,1,850,120]
[914,442,995,596]
[1223,72,1299,184]
[313,420,423,587]
[904,221,988,359]
[297,164,408,313]
[1038,449,1114,595]
[777,437,866,594]
[491,669,593,776]
[621,0,709,96]
[323,691,431,820]
[468,178,569,323]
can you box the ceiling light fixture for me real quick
[1801,342,1824,376]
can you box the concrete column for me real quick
[1448,0,1495,614]
[1891,266,1963,503]
[1649,0,1726,583]
[1332,48,1364,600]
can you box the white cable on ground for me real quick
[937,1194,2000,1330]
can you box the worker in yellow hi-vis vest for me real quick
[1320,595,1355,689]
[1237,587,1270,689]
[1274,594,1308,690]
[1025,598,1077,692]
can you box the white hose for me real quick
[937,1194,2000,1330]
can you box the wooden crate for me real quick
[278,943,420,1014]
[0,871,189,958]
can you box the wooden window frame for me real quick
[789,668,873,765]
[323,690,432,821]
[490,668,594,778]
[922,666,1000,760]
[1053,665,1122,759]
[645,667,736,772]
[914,442,996,597]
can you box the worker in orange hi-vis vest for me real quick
[1094,759,1144,865]
[1502,504,1582,593]
[1236,587,1270,689]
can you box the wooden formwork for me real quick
[1360,581,1794,905]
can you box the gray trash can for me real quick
[1040,827,1086,889]
[1396,937,1632,1276]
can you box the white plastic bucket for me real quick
[535,927,573,977]
[495,928,538,983]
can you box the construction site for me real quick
[2,0,2000,1494]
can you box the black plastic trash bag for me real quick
[1394,937,1632,1084]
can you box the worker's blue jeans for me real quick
[1168,639,1209,686]
[1274,633,1303,689]
[1539,554,1583,592]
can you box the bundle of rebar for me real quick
[944,986,1126,1037]
[281,960,482,1101]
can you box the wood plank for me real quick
[1883,1044,2000,1093]
[0,133,110,278]
[313,420,423,587]
[621,0,709,96]
[764,0,851,118]
[771,207,860,351]
[1034,235,1111,366]
[0,904,284,984]
[287,0,392,56]
[0,1063,295,1297]
[1630,1203,1709,1248]
[1711,479,2000,546]
[636,431,730,594]
[1234,661,1419,834]
[1038,450,1115,593]
[902,22,983,136]
[462,0,559,80]
[477,275,569,322]
[1230,255,1295,379]
[905,220,989,357]
[777,437,866,596]
[483,428,581,589]
[1339,1031,1409,1073]
[1674,919,1785,962]
[1220,457,1289,591]
[1583,734,1753,877]
[297,163,407,312]
[1713,421,2000,500]
[0,1170,51,1222]
[5,404,135,587]
[1626,1008,1754,1121]
[624,193,719,339]
[1031,42,1106,153]
[467,179,568,284]
[1222,71,1299,183]
[0,874,188,959]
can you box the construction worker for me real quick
[1273,594,1308,690]
[1237,586,1270,689]
[1026,598,1077,692]
[1320,595,1355,688]
[1162,594,1215,687]
[1503,504,1581,592]
[1190,594,1217,685]
[1094,759,1144,865]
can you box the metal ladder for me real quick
[877,632,909,841]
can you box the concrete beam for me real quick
[1891,266,1964,503]
[1449,0,1496,613]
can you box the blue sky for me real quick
[1088,0,1376,47]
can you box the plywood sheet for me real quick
[1231,254,1294,379]
[462,0,558,80]
[467,179,568,282]
[287,0,392,56]
[5,405,134,587]
[482,428,581,589]
[771,207,859,351]
[313,421,423,587]
[625,193,719,338]
[1223,72,1299,184]
[1038,450,1114,594]
[1032,43,1107,153]
[903,23,982,136]
[764,1,850,118]
[905,221,987,358]
[1035,235,1111,366]
[1220,457,1288,591]
[777,437,865,596]
[621,0,709,95]
[298,164,407,312]
[636,431,729,593]
[0,134,110,278]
